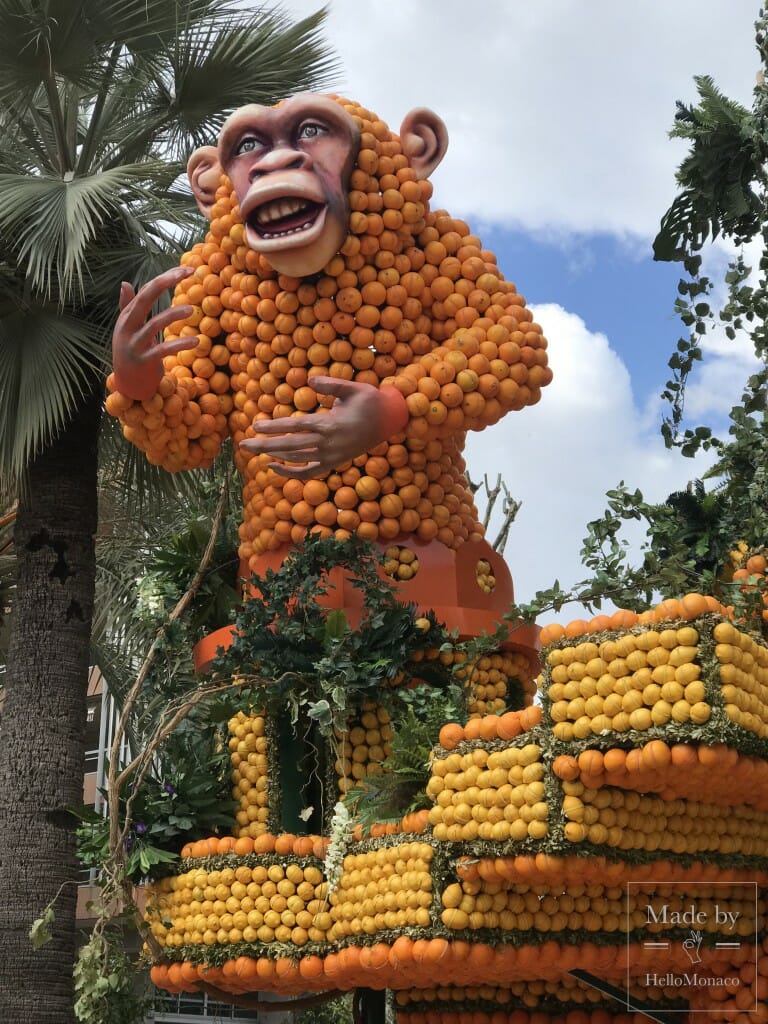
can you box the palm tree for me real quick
[0,2,337,1018]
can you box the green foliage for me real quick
[211,534,460,735]
[76,705,235,882]
[29,891,149,1023]
[133,504,241,640]
[295,994,354,1024]
[578,481,727,606]
[74,931,150,1024]
[502,479,739,621]
[654,74,765,261]
[92,467,240,726]
[28,902,55,950]
[653,12,768,452]
[346,691,462,831]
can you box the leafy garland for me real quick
[209,534,461,735]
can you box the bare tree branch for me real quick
[481,474,502,532]
[468,473,521,553]
[493,487,522,555]
[107,476,230,860]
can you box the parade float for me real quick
[105,93,767,1022]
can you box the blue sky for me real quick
[485,228,686,405]
[273,0,759,610]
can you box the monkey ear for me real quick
[399,107,449,179]
[187,145,222,218]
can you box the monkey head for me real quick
[189,93,449,277]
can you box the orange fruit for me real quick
[641,739,671,770]
[429,361,455,385]
[439,382,464,408]
[313,501,337,526]
[456,369,479,392]
[747,554,767,574]
[438,722,464,750]
[333,485,358,509]
[679,592,710,619]
[426,401,447,425]
[303,480,329,506]
[356,520,379,541]
[291,501,315,526]
[602,748,627,774]
[357,500,381,523]
[355,475,381,500]
[417,375,441,400]
[461,391,485,418]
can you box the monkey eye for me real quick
[297,121,327,141]
[235,135,265,156]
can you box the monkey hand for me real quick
[239,377,408,480]
[111,266,197,400]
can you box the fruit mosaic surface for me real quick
[146,599,768,1022]
[105,96,553,575]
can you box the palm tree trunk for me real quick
[0,389,101,1022]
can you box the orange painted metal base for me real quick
[193,537,539,675]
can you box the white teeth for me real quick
[256,197,307,225]
[260,220,314,239]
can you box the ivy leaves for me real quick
[29,903,55,951]
[211,535,454,734]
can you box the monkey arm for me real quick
[238,377,408,481]
[106,267,232,472]
[106,358,232,474]
[384,305,553,445]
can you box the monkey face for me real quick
[219,94,361,276]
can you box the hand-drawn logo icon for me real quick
[682,929,703,965]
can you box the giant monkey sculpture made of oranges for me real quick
[108,96,767,1023]
[107,93,551,589]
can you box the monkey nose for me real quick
[251,148,308,178]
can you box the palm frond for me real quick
[98,414,230,514]
[166,9,339,143]
[0,307,106,483]
[107,8,339,162]
[0,91,61,172]
[0,0,338,511]
[0,0,230,106]
[0,1,67,107]
[0,163,186,298]
[80,0,236,53]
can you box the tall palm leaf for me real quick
[0,3,338,1018]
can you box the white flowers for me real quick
[324,801,353,898]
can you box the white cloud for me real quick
[465,304,718,613]
[279,0,757,237]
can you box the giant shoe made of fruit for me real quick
[146,589,768,1024]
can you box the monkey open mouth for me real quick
[247,196,324,240]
